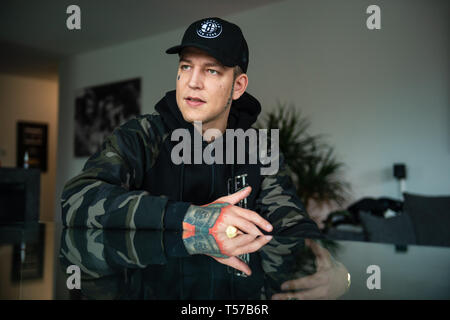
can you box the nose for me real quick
[188,68,204,90]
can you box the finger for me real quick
[218,186,252,205]
[281,273,327,291]
[229,215,264,236]
[213,233,256,254]
[233,235,272,256]
[294,286,329,300]
[230,234,258,247]
[212,256,252,276]
[232,206,273,232]
[272,286,328,300]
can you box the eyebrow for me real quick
[179,57,224,69]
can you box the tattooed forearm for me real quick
[183,233,228,258]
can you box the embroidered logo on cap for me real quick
[197,19,222,39]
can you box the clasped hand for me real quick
[182,187,273,276]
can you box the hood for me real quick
[153,90,262,206]
[155,90,262,131]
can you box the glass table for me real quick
[0,221,449,300]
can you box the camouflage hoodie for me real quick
[61,90,320,236]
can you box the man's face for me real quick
[176,47,235,130]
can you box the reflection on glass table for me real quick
[1,222,449,300]
[58,228,348,300]
[55,226,450,300]
[0,222,54,299]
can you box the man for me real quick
[61,17,323,275]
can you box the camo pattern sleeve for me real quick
[255,152,323,237]
[59,228,170,299]
[61,114,187,229]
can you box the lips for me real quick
[185,96,206,107]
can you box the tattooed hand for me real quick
[182,186,273,236]
[183,232,272,276]
[182,186,273,275]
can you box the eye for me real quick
[208,69,219,75]
[180,65,190,71]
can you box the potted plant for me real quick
[257,102,351,228]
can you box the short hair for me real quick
[233,65,244,81]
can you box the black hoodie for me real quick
[150,89,264,229]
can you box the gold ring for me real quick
[226,225,238,238]
[346,272,351,290]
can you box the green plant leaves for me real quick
[257,102,351,212]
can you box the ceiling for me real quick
[0,0,283,80]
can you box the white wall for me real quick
[55,0,449,224]
[0,74,59,222]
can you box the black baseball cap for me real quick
[166,17,249,73]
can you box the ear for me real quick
[232,73,248,100]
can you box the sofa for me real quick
[323,193,450,247]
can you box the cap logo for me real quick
[197,19,222,39]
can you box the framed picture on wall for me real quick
[16,121,48,172]
[74,78,141,157]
